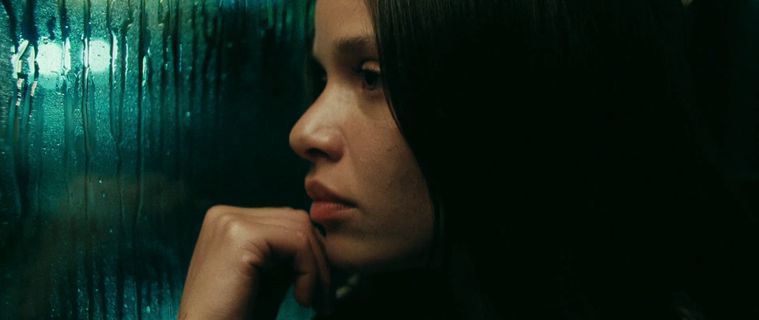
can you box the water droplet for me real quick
[98,178,103,184]
[100,192,107,198]
[146,306,151,313]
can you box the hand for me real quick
[178,205,332,319]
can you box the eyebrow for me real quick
[311,35,377,65]
[336,35,375,56]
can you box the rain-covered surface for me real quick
[0,0,313,318]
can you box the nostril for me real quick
[307,148,331,160]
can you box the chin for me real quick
[323,234,430,275]
[322,235,373,272]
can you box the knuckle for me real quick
[203,207,246,241]
[240,242,268,269]
[220,217,247,241]
[291,211,312,229]
[281,206,305,215]
[293,231,311,249]
[204,205,230,222]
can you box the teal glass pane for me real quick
[0,0,313,318]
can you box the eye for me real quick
[355,61,382,91]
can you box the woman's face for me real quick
[289,0,434,273]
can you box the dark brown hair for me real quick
[363,0,755,319]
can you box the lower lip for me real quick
[310,201,354,223]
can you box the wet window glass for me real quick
[1,0,313,318]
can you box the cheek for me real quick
[349,108,433,218]
[355,131,417,199]
[331,123,435,270]
[362,134,433,229]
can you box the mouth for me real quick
[309,200,355,225]
[305,179,356,225]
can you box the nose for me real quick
[289,94,345,164]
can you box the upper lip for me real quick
[305,179,356,206]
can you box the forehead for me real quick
[313,0,375,56]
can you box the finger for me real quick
[309,226,330,289]
[241,210,330,283]
[291,237,319,307]
[213,206,309,229]
[252,226,320,307]
[255,216,332,312]
[181,206,322,319]
[308,226,333,314]
[244,215,312,232]
[211,207,328,308]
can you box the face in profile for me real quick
[289,0,434,273]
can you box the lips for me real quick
[305,180,356,224]
[309,201,355,224]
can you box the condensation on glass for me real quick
[0,0,313,318]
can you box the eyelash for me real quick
[354,65,382,92]
[308,61,382,95]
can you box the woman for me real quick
[180,0,755,319]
